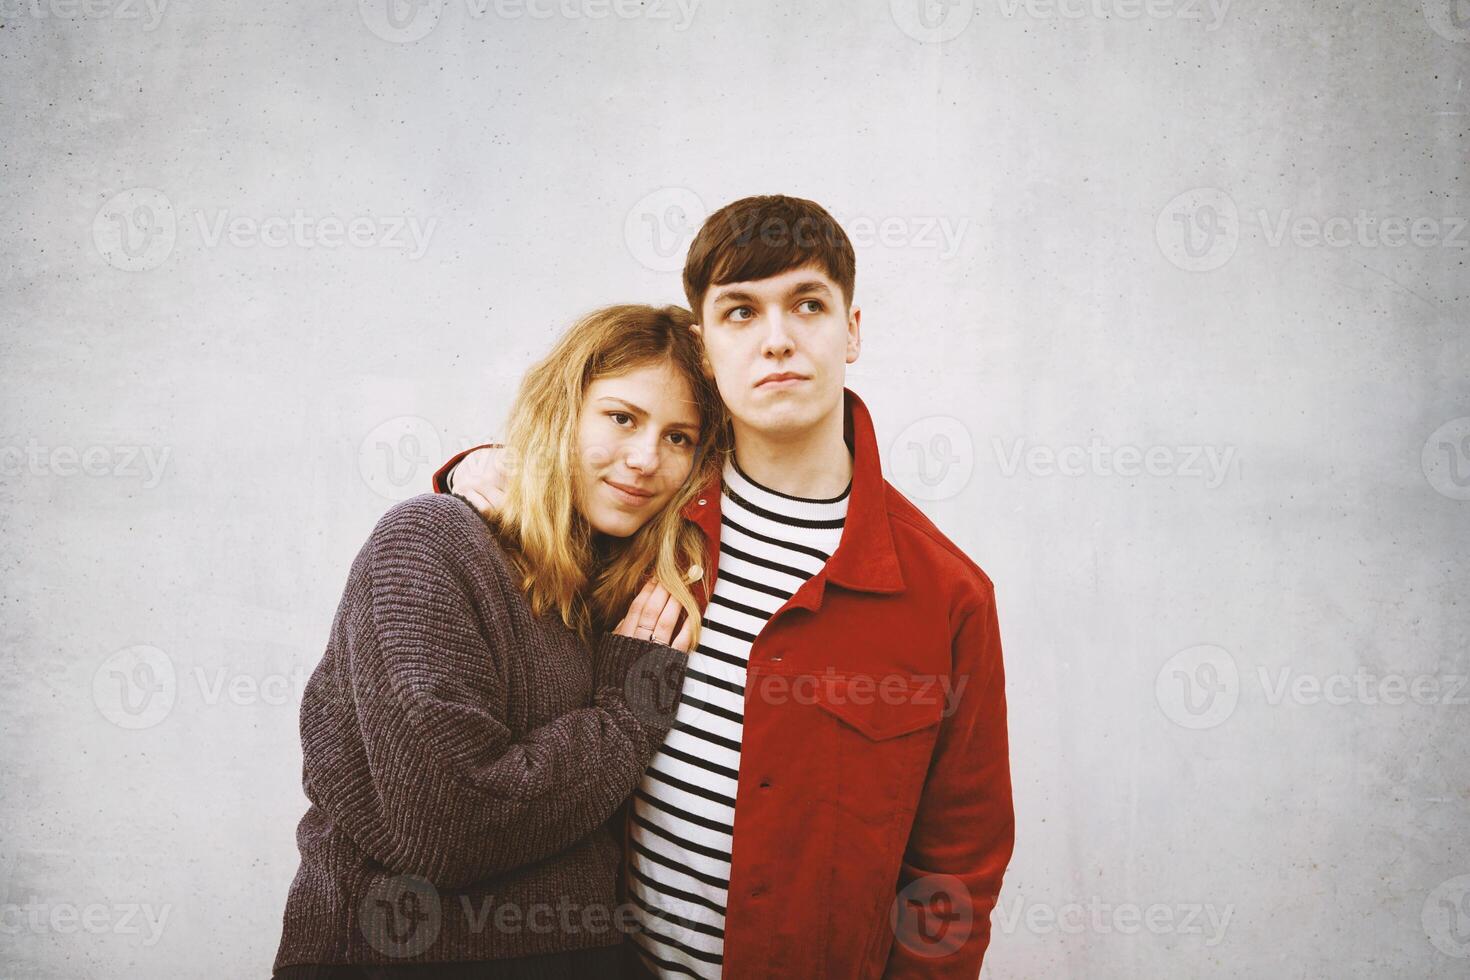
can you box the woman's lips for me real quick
[603,479,655,506]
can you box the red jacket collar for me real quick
[681,388,905,606]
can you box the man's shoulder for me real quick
[880,480,995,603]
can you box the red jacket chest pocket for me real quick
[810,673,946,830]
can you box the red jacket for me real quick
[433,388,1014,979]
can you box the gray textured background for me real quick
[2,0,1468,977]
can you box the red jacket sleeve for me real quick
[884,587,1015,978]
[430,444,499,494]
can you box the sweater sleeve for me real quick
[305,495,687,890]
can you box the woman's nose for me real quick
[623,439,660,472]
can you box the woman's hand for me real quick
[614,580,693,652]
[449,445,509,519]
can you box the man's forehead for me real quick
[707,264,838,301]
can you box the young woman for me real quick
[272,304,726,979]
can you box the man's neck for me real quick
[730,399,853,500]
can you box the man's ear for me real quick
[845,306,862,364]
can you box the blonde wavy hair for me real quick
[491,304,728,644]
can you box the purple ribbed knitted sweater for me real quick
[273,493,688,972]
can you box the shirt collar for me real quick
[681,387,905,601]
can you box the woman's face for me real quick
[574,359,703,537]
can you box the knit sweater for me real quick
[273,493,689,972]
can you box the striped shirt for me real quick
[628,456,850,979]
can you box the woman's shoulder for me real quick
[365,493,512,576]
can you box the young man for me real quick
[434,195,1014,979]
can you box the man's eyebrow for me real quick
[710,288,758,307]
[596,396,700,432]
[711,281,834,307]
[788,280,834,298]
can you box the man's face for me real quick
[692,264,861,442]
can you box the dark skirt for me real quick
[272,943,625,980]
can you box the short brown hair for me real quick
[682,195,856,319]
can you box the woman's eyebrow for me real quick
[598,396,700,432]
[597,396,647,416]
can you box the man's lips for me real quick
[756,373,807,388]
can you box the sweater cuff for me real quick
[594,632,689,732]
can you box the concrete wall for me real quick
[1,0,1466,976]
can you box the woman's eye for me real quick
[667,431,695,447]
[609,412,633,426]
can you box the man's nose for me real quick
[761,311,795,357]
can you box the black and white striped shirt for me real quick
[628,457,850,979]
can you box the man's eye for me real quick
[727,306,753,322]
[798,299,824,313]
